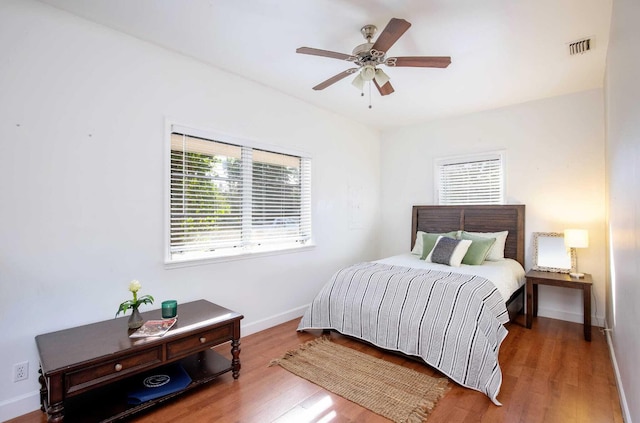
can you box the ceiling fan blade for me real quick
[297,47,354,61]
[374,79,395,96]
[389,56,452,68]
[312,68,358,90]
[371,18,412,54]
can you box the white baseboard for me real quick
[605,326,632,423]
[241,304,308,336]
[0,304,309,421]
[0,390,41,422]
[536,307,605,327]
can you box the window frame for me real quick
[434,150,506,205]
[164,121,313,267]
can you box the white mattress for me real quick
[375,253,525,302]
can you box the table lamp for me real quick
[564,229,589,278]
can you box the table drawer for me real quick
[167,324,233,359]
[65,346,163,395]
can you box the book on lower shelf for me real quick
[129,318,177,338]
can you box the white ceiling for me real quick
[38,0,612,130]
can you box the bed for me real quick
[297,205,526,405]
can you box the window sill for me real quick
[164,243,316,269]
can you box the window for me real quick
[167,125,311,263]
[435,151,505,205]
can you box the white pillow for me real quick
[425,236,472,267]
[411,231,427,255]
[465,231,508,261]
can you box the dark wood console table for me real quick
[35,300,243,422]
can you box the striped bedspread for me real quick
[297,262,510,405]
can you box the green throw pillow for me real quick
[459,232,496,265]
[420,231,458,260]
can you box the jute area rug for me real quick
[270,337,450,423]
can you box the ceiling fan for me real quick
[296,18,451,98]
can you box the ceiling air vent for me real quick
[569,38,592,55]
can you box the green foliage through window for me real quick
[169,131,311,261]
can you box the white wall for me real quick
[604,0,640,421]
[0,1,380,419]
[379,89,606,326]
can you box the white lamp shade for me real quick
[351,73,364,90]
[564,229,589,248]
[360,65,376,81]
[374,68,390,86]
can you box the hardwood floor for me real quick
[11,315,623,423]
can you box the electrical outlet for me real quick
[13,361,28,382]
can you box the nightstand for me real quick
[525,270,593,341]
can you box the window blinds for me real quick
[438,156,504,205]
[169,132,311,260]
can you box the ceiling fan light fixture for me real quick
[296,17,451,99]
[374,68,390,86]
[360,65,376,81]
[351,73,364,90]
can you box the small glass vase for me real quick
[128,308,144,329]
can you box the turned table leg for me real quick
[231,338,241,379]
[47,402,65,423]
[38,368,47,412]
[38,367,63,422]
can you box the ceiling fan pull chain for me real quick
[368,82,372,109]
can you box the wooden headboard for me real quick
[411,205,525,267]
